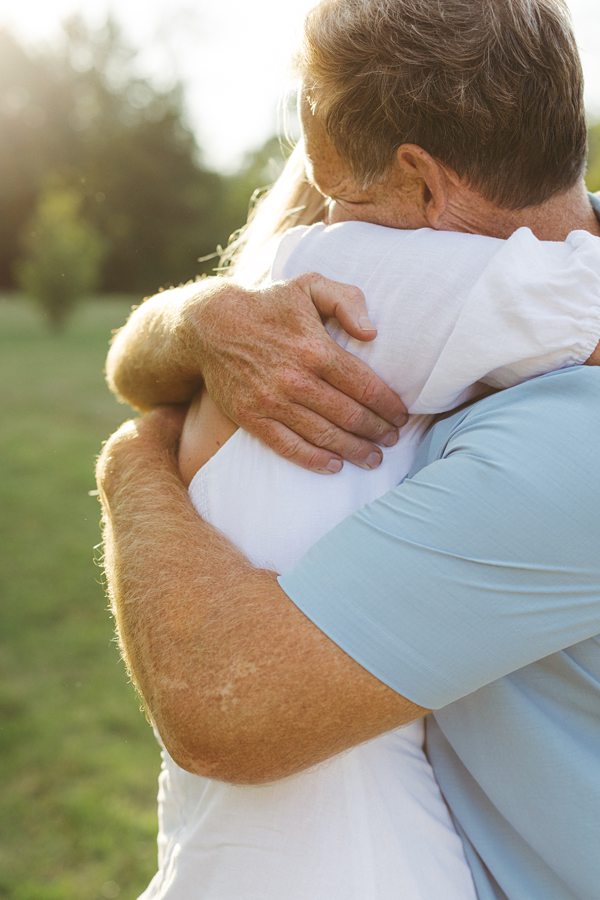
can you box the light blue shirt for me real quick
[279,367,600,899]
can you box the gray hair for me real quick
[297,0,588,208]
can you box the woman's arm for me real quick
[178,389,237,486]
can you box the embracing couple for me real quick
[97,1,600,898]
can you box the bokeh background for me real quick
[1,1,599,897]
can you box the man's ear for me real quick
[394,144,451,228]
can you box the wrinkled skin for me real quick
[107,273,409,473]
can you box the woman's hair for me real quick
[220,143,326,286]
[297,0,588,210]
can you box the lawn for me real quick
[0,297,161,900]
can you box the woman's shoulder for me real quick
[270,221,502,286]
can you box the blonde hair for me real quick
[220,144,326,286]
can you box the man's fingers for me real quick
[281,404,384,469]
[303,274,377,342]
[296,379,400,448]
[319,345,408,428]
[255,419,345,475]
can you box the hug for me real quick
[98,1,600,897]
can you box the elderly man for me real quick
[98,1,600,897]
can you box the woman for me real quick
[140,3,600,898]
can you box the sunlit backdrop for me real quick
[1,0,599,169]
[0,4,599,898]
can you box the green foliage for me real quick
[226,135,291,216]
[0,296,159,899]
[587,122,600,193]
[15,184,105,330]
[0,18,252,296]
[3,12,596,306]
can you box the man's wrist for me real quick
[97,411,184,503]
[105,277,238,410]
[179,279,248,379]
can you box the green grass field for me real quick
[0,297,161,900]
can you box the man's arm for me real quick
[106,279,221,409]
[96,409,426,785]
[107,275,408,472]
[98,371,600,786]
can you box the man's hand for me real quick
[107,275,408,474]
[198,274,409,472]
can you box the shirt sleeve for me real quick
[278,368,600,710]
[268,222,600,416]
[414,228,600,413]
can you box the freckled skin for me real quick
[99,89,600,784]
[178,94,600,489]
[176,99,374,488]
[177,94,433,487]
[300,89,430,230]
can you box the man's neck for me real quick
[442,181,600,241]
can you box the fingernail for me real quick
[323,459,343,474]
[359,316,376,331]
[365,451,382,469]
[393,412,409,428]
[381,430,399,447]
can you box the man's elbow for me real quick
[161,733,289,786]
[105,331,132,405]
[157,712,304,786]
[105,331,148,411]
[168,747,283,786]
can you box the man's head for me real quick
[298,0,587,216]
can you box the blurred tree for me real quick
[14,183,105,330]
[587,122,600,193]
[228,135,290,209]
[5,11,597,304]
[215,135,291,266]
[0,18,241,296]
